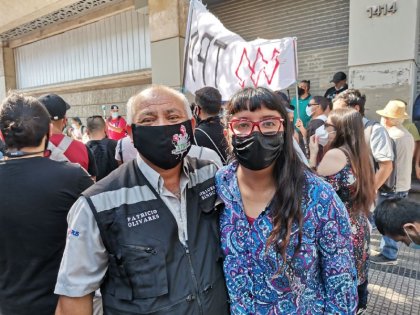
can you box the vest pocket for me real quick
[121,244,169,299]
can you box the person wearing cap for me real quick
[0,93,93,315]
[371,100,415,265]
[107,104,127,141]
[324,71,348,101]
[38,93,97,179]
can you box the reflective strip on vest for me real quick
[187,164,218,189]
[90,185,156,213]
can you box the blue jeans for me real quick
[378,191,409,260]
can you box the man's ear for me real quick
[403,223,418,234]
[354,105,360,112]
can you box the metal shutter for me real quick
[208,0,349,97]
[14,9,151,89]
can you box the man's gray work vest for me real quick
[83,157,229,315]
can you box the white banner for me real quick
[184,0,298,100]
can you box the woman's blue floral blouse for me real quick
[215,162,358,315]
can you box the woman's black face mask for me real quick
[232,131,284,170]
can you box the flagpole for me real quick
[181,0,194,93]
[293,38,299,120]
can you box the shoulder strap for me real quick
[118,139,123,163]
[195,127,226,164]
[48,137,73,162]
[57,136,73,152]
[337,146,350,162]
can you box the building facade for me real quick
[0,0,419,120]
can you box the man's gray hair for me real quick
[131,85,192,120]
[125,96,135,125]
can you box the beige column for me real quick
[348,0,419,118]
[0,45,16,101]
[148,0,189,87]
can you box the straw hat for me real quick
[376,100,409,119]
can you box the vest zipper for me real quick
[185,242,203,315]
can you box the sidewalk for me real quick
[367,230,420,314]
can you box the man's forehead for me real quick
[134,92,184,112]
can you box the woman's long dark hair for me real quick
[328,108,376,215]
[226,87,306,262]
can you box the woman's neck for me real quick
[237,164,275,190]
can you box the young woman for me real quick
[309,108,376,313]
[69,117,87,142]
[216,87,358,314]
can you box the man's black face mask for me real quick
[131,120,193,169]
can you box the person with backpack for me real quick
[371,100,415,265]
[86,115,119,181]
[38,93,97,180]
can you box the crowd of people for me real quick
[0,72,420,315]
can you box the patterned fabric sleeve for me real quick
[316,190,358,314]
[324,171,342,192]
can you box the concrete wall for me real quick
[0,46,16,101]
[348,0,419,119]
[40,84,149,123]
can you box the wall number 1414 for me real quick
[367,1,397,18]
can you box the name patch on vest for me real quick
[127,210,160,228]
[199,185,216,201]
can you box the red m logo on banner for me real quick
[235,47,281,88]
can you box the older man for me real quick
[371,100,415,265]
[55,86,229,315]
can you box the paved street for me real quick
[367,188,420,315]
